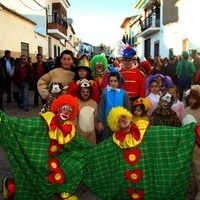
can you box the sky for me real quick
[68,0,139,48]
[0,0,139,48]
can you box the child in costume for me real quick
[37,50,75,101]
[76,79,98,145]
[97,71,131,142]
[0,94,91,200]
[66,59,100,103]
[146,79,161,117]
[168,84,185,121]
[132,97,150,124]
[150,92,182,127]
[120,46,146,102]
[146,73,173,94]
[89,54,108,93]
[185,85,200,200]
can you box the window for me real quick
[38,46,43,55]
[21,42,29,57]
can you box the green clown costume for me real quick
[0,104,197,200]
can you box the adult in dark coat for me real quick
[0,50,15,103]
[32,54,48,107]
[0,63,7,111]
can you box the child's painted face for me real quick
[78,68,88,79]
[118,115,131,130]
[95,62,103,72]
[60,54,73,69]
[80,88,91,101]
[57,105,73,123]
[133,105,143,117]
[150,82,160,94]
[109,76,119,89]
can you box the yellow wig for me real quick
[107,107,133,132]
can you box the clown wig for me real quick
[90,54,108,76]
[50,94,79,120]
[107,106,133,132]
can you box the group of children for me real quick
[35,49,200,147]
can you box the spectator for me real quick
[0,62,6,111]
[33,54,48,107]
[176,51,196,103]
[13,55,34,111]
[0,50,15,103]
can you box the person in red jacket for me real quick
[120,46,145,108]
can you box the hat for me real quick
[133,97,151,112]
[188,85,200,109]
[122,46,136,60]
[75,59,91,72]
[159,92,174,107]
[138,61,152,76]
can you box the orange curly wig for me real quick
[50,94,79,120]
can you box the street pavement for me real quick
[0,91,197,200]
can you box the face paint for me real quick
[118,115,131,129]
[58,105,73,122]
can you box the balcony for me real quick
[137,12,161,38]
[47,15,68,40]
[138,8,161,37]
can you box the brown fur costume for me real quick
[150,92,182,127]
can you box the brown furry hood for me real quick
[189,85,200,109]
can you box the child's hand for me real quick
[97,122,104,133]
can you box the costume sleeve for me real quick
[180,102,186,122]
[66,81,78,97]
[123,91,131,112]
[91,81,101,103]
[37,71,52,100]
[176,61,181,77]
[189,62,196,75]
[97,90,106,123]
[139,72,146,97]
[195,69,200,84]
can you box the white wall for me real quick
[0,9,35,56]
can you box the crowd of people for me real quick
[0,47,200,199]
